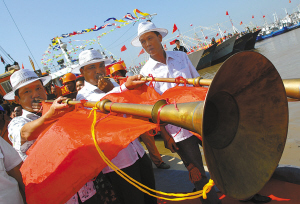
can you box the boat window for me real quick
[0,81,12,94]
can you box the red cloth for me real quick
[21,85,208,204]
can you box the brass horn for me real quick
[107,76,300,99]
[57,51,288,199]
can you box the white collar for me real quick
[83,81,99,92]
[21,109,40,120]
[147,51,175,67]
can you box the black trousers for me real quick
[176,136,221,204]
[106,154,157,204]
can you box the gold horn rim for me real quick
[202,51,289,199]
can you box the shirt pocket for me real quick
[172,66,190,79]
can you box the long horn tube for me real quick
[45,52,289,199]
[107,76,300,99]
[46,99,205,135]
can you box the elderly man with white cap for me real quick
[5,69,68,161]
[72,49,157,204]
[131,21,222,204]
[5,69,104,204]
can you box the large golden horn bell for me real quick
[65,51,288,199]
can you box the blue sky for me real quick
[0,0,298,74]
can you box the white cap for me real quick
[4,69,51,100]
[131,22,168,47]
[72,49,112,74]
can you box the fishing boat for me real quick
[211,35,236,65]
[256,26,288,41]
[244,29,261,50]
[231,33,252,54]
[187,49,205,70]
[189,44,217,70]
[195,44,217,70]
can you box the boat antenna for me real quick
[2,0,40,69]
[0,45,14,64]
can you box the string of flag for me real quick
[51,9,150,46]
[42,9,151,68]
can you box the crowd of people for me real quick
[0,21,272,204]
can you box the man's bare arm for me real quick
[20,96,69,145]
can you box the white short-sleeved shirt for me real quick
[140,51,200,143]
[0,137,24,204]
[76,81,145,174]
[8,108,96,204]
[8,109,38,161]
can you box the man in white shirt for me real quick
[0,137,25,204]
[73,49,156,204]
[131,21,221,204]
[5,69,100,204]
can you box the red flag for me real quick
[216,33,219,37]
[263,15,266,18]
[170,39,177,45]
[120,45,127,52]
[240,21,243,25]
[0,56,4,64]
[138,49,145,57]
[224,30,226,33]
[252,15,254,18]
[289,0,291,3]
[226,11,229,15]
[172,24,178,34]
[190,24,193,26]
[205,36,208,39]
[22,63,24,69]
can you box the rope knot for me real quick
[202,179,215,199]
[174,76,187,86]
[148,74,156,88]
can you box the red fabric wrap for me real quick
[21,85,208,204]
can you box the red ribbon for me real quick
[174,76,187,86]
[148,74,156,88]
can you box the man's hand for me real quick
[97,76,115,93]
[160,125,179,153]
[44,96,70,120]
[125,74,146,90]
[21,96,71,144]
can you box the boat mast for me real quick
[193,27,201,47]
[201,29,208,45]
[227,14,239,34]
[57,39,73,65]
[217,23,225,38]
[177,27,190,52]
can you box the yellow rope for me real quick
[89,102,215,201]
